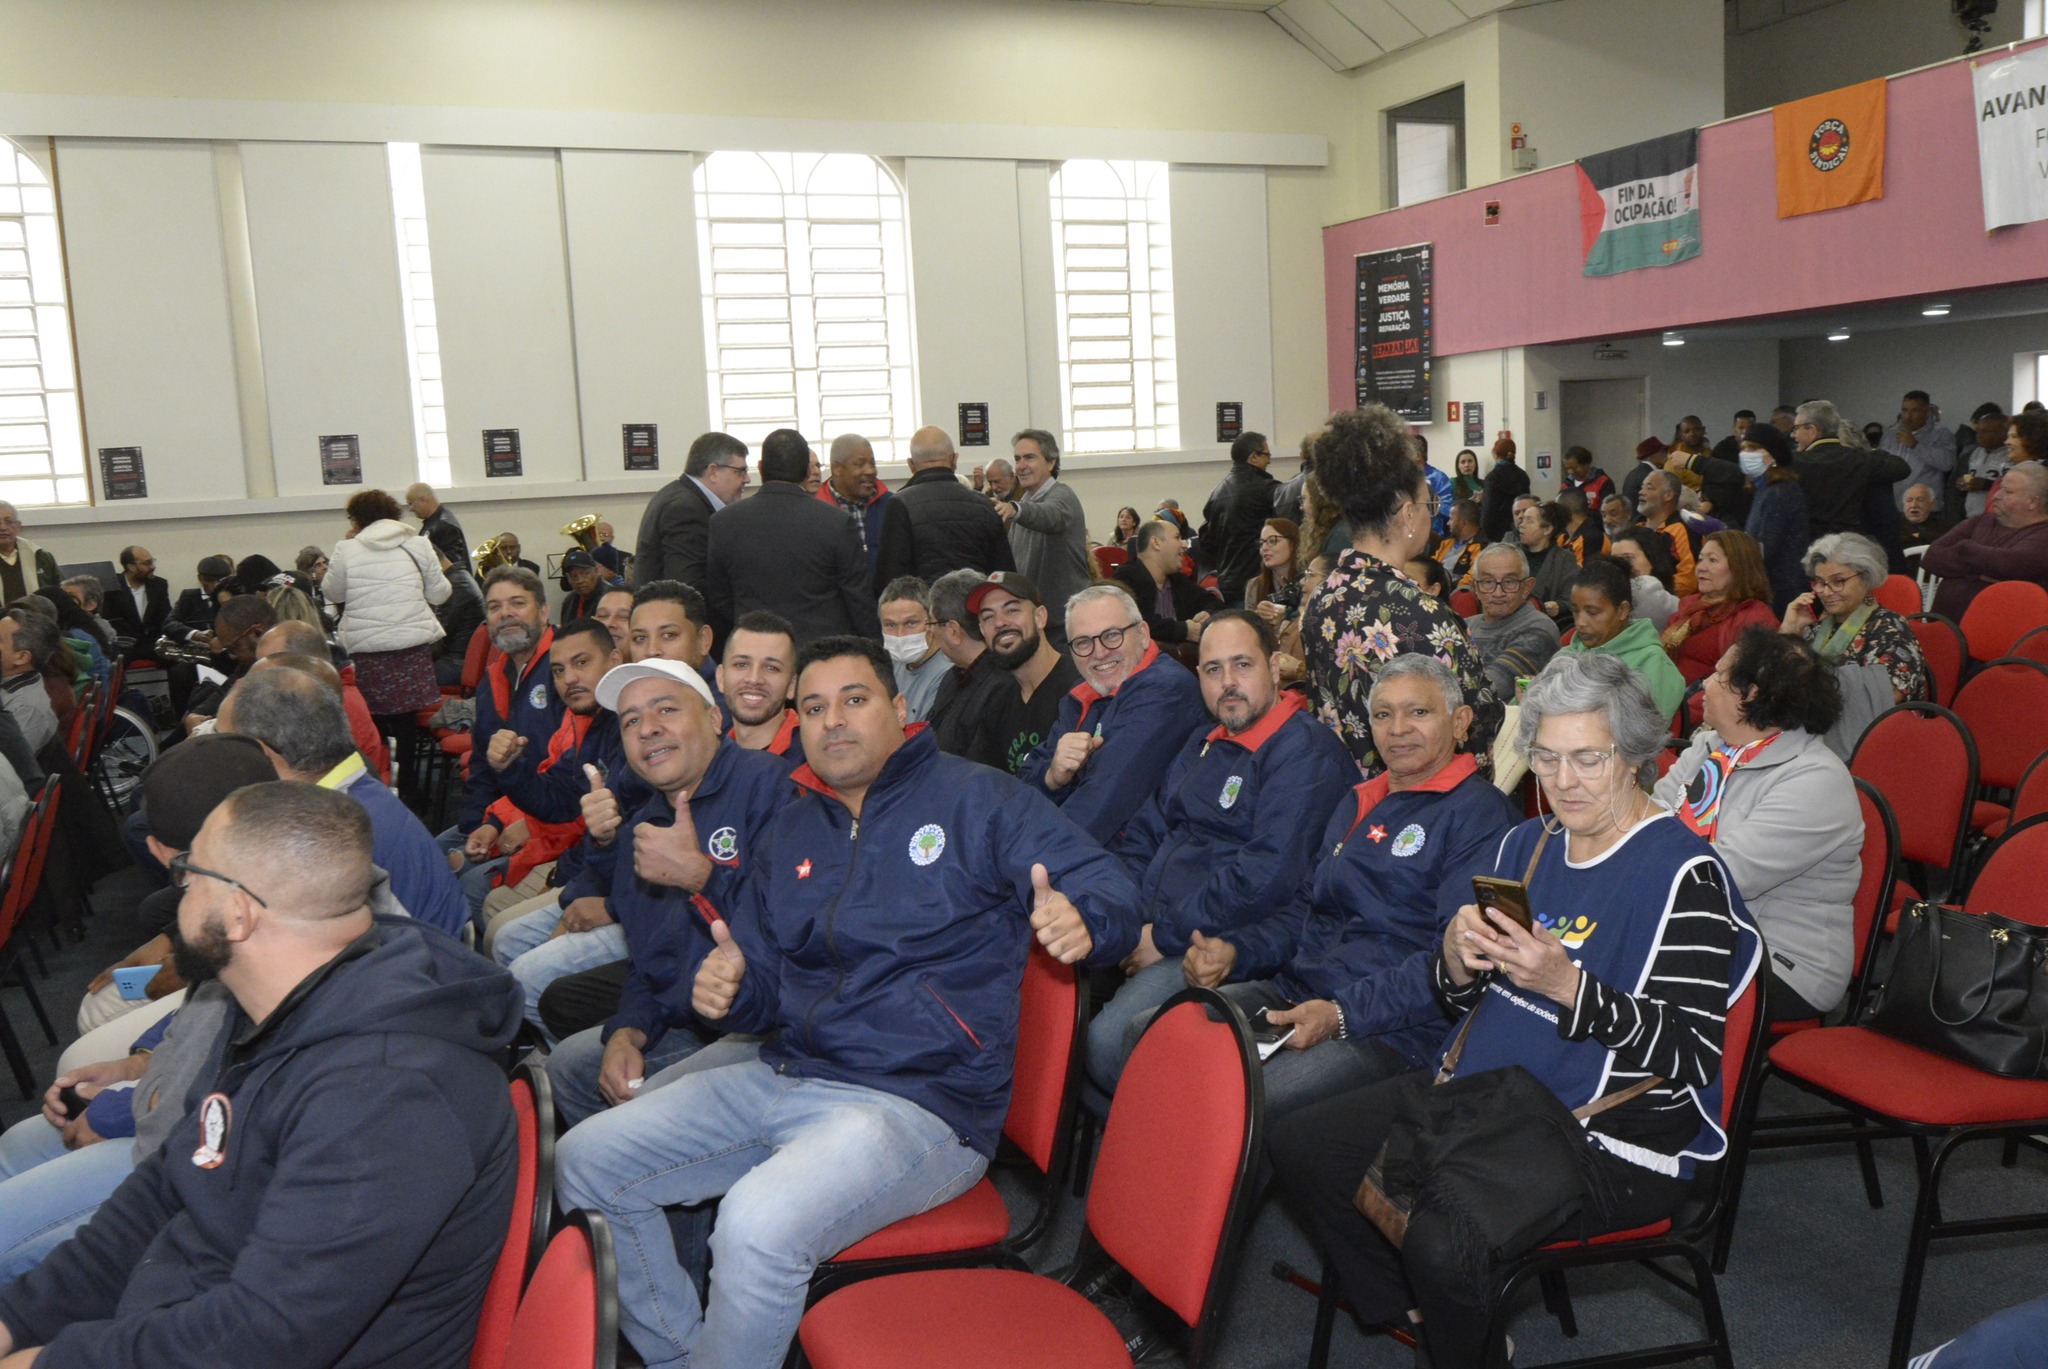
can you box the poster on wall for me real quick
[1353,242,1432,422]
[1973,45,2048,231]
[98,447,147,500]
[1576,129,1701,276]
[623,424,659,472]
[958,402,989,447]
[483,429,523,479]
[319,434,362,486]
[1216,402,1244,443]
[1462,402,1485,448]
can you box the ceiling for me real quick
[1584,281,2048,350]
[1073,0,1521,71]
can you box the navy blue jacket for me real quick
[1247,756,1518,1067]
[602,740,796,1047]
[710,727,1139,1156]
[0,918,520,1369]
[1017,647,1209,844]
[1111,694,1356,957]
[339,767,469,937]
[458,632,564,833]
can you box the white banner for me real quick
[1973,45,2048,231]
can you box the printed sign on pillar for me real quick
[483,429,523,479]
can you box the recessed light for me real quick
[1922,303,1952,317]
[1827,329,1851,342]
[1662,331,1685,347]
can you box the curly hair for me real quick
[1723,627,1842,736]
[344,489,403,528]
[1312,406,1424,537]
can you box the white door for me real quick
[1560,378,1648,496]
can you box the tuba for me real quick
[473,535,505,576]
[562,513,600,552]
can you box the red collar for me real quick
[1347,751,1480,829]
[1070,641,1160,712]
[732,708,800,756]
[1203,689,1306,753]
[814,478,890,510]
[790,722,926,802]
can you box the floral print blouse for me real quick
[1800,605,1930,703]
[1304,548,1501,774]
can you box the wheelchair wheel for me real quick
[93,706,161,810]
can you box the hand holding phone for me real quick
[1252,1007,1298,1062]
[112,964,162,1002]
[56,1084,88,1119]
[1470,875,1535,931]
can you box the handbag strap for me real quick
[1435,827,1555,1083]
[1570,1073,1664,1121]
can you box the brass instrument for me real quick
[473,535,505,576]
[562,513,600,552]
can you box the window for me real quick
[1386,87,1465,208]
[0,138,85,508]
[387,143,449,486]
[1048,158,1178,455]
[2028,0,2045,39]
[693,152,916,460]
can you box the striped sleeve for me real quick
[1558,860,1736,1090]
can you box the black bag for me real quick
[1864,900,2048,1079]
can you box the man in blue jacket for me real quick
[1017,583,1209,844]
[555,636,1138,1369]
[0,782,521,1369]
[1084,610,1357,1103]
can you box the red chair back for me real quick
[471,1060,557,1369]
[502,1211,617,1369]
[1092,545,1129,576]
[1449,588,1479,617]
[1087,990,1259,1338]
[1847,780,1899,995]
[1951,658,2048,791]
[1873,574,1920,619]
[1850,703,1975,874]
[1959,580,2048,664]
[1720,968,1765,1131]
[2005,752,2048,831]
[66,683,96,766]
[1005,950,1080,1173]
[2006,625,2048,671]
[1906,613,1965,707]
[461,623,496,694]
[0,778,59,942]
[1961,812,2048,924]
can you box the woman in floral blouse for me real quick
[1780,531,1929,704]
[1303,406,1500,774]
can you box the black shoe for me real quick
[1094,1291,1173,1364]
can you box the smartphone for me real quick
[1471,875,1535,931]
[56,1084,87,1119]
[1252,1007,1297,1063]
[112,964,162,1002]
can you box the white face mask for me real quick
[883,631,928,665]
[1739,452,1768,479]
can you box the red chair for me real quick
[1950,658,2048,840]
[1978,749,2048,842]
[797,988,1262,1369]
[1761,814,2048,1369]
[471,1057,558,1369]
[1958,579,2048,664]
[1449,587,1479,617]
[809,950,1087,1296]
[1905,612,1965,707]
[0,779,62,1098]
[1875,574,1921,618]
[502,1209,618,1369]
[1091,545,1128,576]
[2005,624,2048,671]
[1850,703,1976,920]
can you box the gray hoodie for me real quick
[1653,727,1862,1012]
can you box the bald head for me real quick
[827,434,878,502]
[225,663,355,777]
[248,650,344,698]
[257,620,328,661]
[211,782,373,922]
[404,483,440,518]
[908,426,957,471]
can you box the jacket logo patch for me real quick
[528,682,547,710]
[1367,824,1388,843]
[192,1091,233,1169]
[1536,911,1600,949]
[1391,823,1426,858]
[908,823,946,866]
[797,859,813,879]
[1218,775,1244,810]
[707,826,739,865]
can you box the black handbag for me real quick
[1864,900,2048,1079]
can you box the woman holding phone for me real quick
[1269,651,1760,1369]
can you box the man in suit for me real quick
[1114,520,1223,649]
[633,431,749,589]
[170,555,233,643]
[705,428,881,647]
[100,545,175,656]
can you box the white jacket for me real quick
[324,519,451,655]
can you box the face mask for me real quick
[1739,452,1768,479]
[883,632,928,665]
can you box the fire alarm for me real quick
[1447,401,1461,422]
[1484,201,1501,226]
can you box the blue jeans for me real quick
[0,1115,137,1282]
[544,1025,764,1130]
[1187,981,1409,1121]
[1083,955,1192,1108]
[555,1061,987,1369]
[494,904,629,1038]
[434,824,507,926]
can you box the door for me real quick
[1560,378,1647,495]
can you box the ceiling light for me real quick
[1662,331,1685,347]
[1922,303,1951,317]
[1827,328,1851,342]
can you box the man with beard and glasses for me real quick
[436,567,562,919]
[1082,610,1356,1108]
[1017,583,1209,845]
[966,571,1077,776]
[0,784,522,1369]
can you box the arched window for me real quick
[0,138,86,507]
[1048,159,1178,455]
[694,152,916,460]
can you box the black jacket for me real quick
[419,506,468,571]
[705,482,881,647]
[169,586,218,639]
[1480,460,1531,544]
[928,649,1023,770]
[1113,559,1224,645]
[100,575,174,651]
[1798,440,1911,542]
[1199,463,1280,605]
[434,568,484,661]
[634,476,717,590]
[882,467,1016,581]
[1695,453,1750,525]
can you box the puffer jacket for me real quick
[1017,644,1210,844]
[324,519,451,654]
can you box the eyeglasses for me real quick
[1809,573,1862,593]
[1525,747,1617,777]
[1071,621,1140,658]
[715,462,748,474]
[1257,536,1287,548]
[1473,577,1527,594]
[168,851,269,908]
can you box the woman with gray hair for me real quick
[1780,531,1927,703]
[1269,649,1760,1368]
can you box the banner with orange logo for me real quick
[1773,78,1887,218]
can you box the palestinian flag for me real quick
[1576,129,1702,277]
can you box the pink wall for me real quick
[1324,40,2048,413]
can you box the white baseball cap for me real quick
[594,659,718,714]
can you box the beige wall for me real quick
[1725,0,2028,116]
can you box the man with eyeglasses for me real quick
[100,546,174,659]
[966,572,1077,775]
[0,502,60,607]
[1112,519,1223,650]
[1018,583,1209,844]
[1461,544,1561,701]
[1200,431,1281,605]
[633,431,750,589]
[1790,399,1910,546]
[179,595,279,738]
[1926,460,2048,620]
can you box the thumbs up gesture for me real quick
[692,919,748,1020]
[635,791,715,892]
[1045,730,1103,791]
[1181,930,1238,989]
[580,763,622,845]
[1027,862,1093,965]
[486,730,529,773]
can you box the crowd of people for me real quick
[0,387,2040,1368]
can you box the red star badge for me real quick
[796,859,812,879]
[1367,824,1388,843]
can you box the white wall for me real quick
[1780,313,2048,431]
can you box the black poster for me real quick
[957,402,989,448]
[1353,242,1433,422]
[624,423,659,472]
[1463,403,1485,448]
[483,428,523,479]
[1215,402,1243,444]
[319,433,362,486]
[98,447,147,501]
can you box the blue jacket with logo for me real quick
[458,631,565,834]
[1017,646,1209,844]
[601,738,796,1047]
[1241,755,1518,1067]
[1110,693,1356,958]
[709,726,1139,1156]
